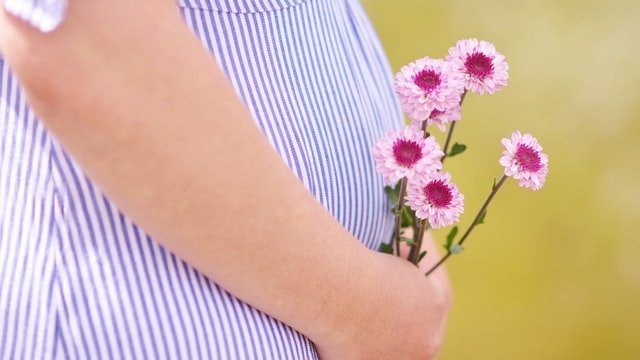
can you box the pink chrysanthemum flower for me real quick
[499,131,549,191]
[405,172,464,229]
[394,57,464,123]
[446,38,509,95]
[425,104,462,131]
[373,126,444,184]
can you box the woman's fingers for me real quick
[397,228,453,354]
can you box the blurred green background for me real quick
[363,0,640,359]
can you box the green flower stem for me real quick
[403,120,431,261]
[441,90,467,163]
[393,178,408,256]
[409,220,429,265]
[424,174,508,276]
[441,121,456,163]
[422,119,430,138]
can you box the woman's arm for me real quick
[0,1,451,358]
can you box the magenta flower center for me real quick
[423,180,453,208]
[464,52,494,79]
[413,69,442,93]
[392,139,423,167]
[430,109,445,118]
[515,144,543,172]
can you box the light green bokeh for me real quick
[363,0,640,358]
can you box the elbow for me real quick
[9,52,69,121]
[5,48,66,109]
[0,12,69,110]
[3,46,79,122]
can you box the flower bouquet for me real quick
[374,39,549,275]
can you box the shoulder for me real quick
[2,0,67,32]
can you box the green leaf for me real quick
[400,237,417,246]
[448,143,467,157]
[384,182,402,205]
[400,207,415,228]
[450,244,464,254]
[444,226,459,251]
[477,210,488,225]
[378,242,394,254]
[492,178,497,191]
[418,251,427,263]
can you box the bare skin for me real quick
[0,1,452,358]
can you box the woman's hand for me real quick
[403,230,454,306]
[318,232,452,360]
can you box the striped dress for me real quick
[0,0,402,358]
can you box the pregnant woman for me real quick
[0,0,452,358]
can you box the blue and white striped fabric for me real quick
[2,0,67,32]
[0,0,402,358]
